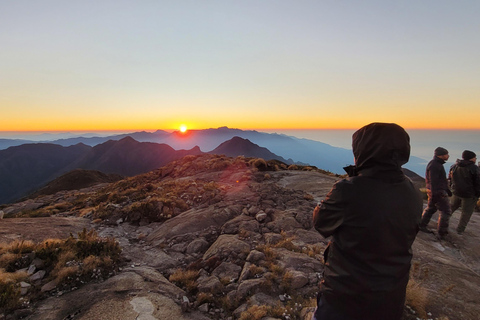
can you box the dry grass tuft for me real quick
[405,278,428,318]
[55,266,79,283]
[0,269,28,283]
[281,270,294,293]
[196,292,214,305]
[239,305,269,320]
[0,228,121,315]
[0,253,20,271]
[169,269,199,294]
[0,240,35,255]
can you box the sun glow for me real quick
[179,124,188,133]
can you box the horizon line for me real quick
[2,127,480,134]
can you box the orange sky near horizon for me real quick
[2,2,480,132]
[3,104,480,132]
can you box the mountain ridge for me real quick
[0,127,427,175]
[0,136,292,204]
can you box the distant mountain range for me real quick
[0,135,295,204]
[0,127,426,204]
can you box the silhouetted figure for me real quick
[419,147,452,239]
[312,123,422,320]
[449,150,480,234]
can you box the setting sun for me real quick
[179,124,188,133]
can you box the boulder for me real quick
[248,292,278,307]
[238,220,260,233]
[238,262,252,282]
[221,215,254,234]
[128,266,185,299]
[275,248,323,274]
[30,270,46,281]
[246,250,265,264]
[203,235,250,260]
[186,238,210,255]
[293,229,326,245]
[212,262,242,282]
[147,207,239,245]
[247,206,260,216]
[41,280,57,293]
[266,211,302,233]
[236,278,266,298]
[264,233,283,245]
[287,270,309,289]
[197,276,223,293]
[20,281,31,295]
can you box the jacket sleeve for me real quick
[430,162,449,195]
[313,180,348,238]
[473,166,480,197]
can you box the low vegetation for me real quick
[4,155,341,221]
[0,229,121,316]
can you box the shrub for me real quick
[281,270,294,293]
[0,280,21,315]
[239,303,285,320]
[0,253,20,272]
[1,240,35,255]
[273,232,301,253]
[218,295,240,313]
[196,292,214,305]
[249,158,267,171]
[169,269,199,294]
[248,264,265,278]
[256,244,278,261]
[74,229,121,260]
[406,262,429,318]
[0,229,122,315]
[55,266,79,283]
[239,305,268,320]
[405,278,428,318]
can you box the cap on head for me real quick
[434,147,449,157]
[462,150,476,160]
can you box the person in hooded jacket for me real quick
[312,123,423,320]
[449,150,480,234]
[419,147,452,239]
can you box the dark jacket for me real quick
[313,123,423,320]
[449,159,480,198]
[425,156,449,196]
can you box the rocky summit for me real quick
[1,154,479,320]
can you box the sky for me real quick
[1,1,480,132]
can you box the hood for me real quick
[456,158,474,167]
[352,123,410,173]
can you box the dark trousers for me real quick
[312,292,405,320]
[420,191,451,235]
[312,294,357,320]
[451,194,478,233]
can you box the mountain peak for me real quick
[209,136,292,164]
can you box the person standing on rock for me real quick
[312,123,423,320]
[449,150,480,234]
[419,147,452,239]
